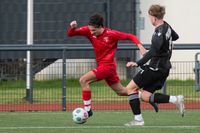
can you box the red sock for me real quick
[82,90,91,111]
[82,90,91,100]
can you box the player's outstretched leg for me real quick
[150,93,185,117]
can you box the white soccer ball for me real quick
[72,108,88,124]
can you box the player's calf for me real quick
[149,102,159,112]
[139,90,159,112]
[149,94,159,112]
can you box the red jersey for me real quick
[67,26,141,66]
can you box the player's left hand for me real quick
[126,62,138,68]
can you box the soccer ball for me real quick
[72,108,88,124]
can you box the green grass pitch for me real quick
[0,110,200,133]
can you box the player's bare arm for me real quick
[137,44,147,56]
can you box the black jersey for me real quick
[137,21,179,69]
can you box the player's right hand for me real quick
[70,20,77,28]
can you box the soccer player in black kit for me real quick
[124,4,185,126]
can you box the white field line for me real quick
[0,125,200,130]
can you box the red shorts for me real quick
[92,64,120,86]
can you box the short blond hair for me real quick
[148,4,165,19]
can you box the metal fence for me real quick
[0,44,200,111]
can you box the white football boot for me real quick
[124,119,144,126]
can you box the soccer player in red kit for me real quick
[67,14,147,117]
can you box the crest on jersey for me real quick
[103,37,109,42]
[157,32,162,36]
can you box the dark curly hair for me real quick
[88,14,104,28]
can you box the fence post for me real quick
[62,49,67,111]
[195,52,200,91]
[162,82,167,94]
[26,0,34,104]
[26,51,33,104]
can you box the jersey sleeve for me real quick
[111,30,141,45]
[67,26,90,37]
[136,45,156,66]
[166,22,179,41]
[171,28,179,41]
[136,31,164,66]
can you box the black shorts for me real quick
[133,65,169,93]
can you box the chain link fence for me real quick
[0,59,199,111]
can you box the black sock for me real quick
[128,93,141,115]
[149,95,159,112]
[150,93,170,103]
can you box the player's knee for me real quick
[126,87,138,95]
[79,77,87,86]
[140,91,151,102]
